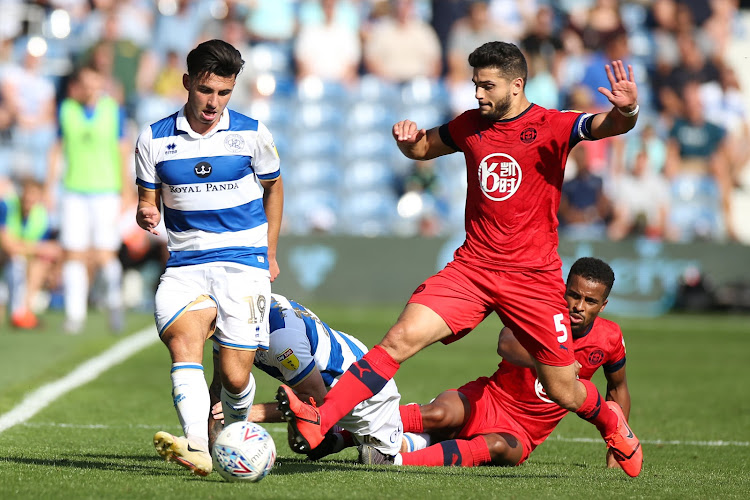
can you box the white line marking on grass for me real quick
[548,435,749,447]
[18,422,750,448]
[0,326,158,434]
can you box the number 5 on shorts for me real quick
[245,295,267,324]
[553,313,568,343]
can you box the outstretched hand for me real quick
[597,60,638,110]
[392,120,426,144]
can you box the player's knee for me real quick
[380,322,429,362]
[484,434,521,467]
[220,371,250,394]
[541,382,579,411]
[419,403,451,429]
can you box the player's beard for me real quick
[482,91,513,121]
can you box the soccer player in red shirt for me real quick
[278,41,643,477]
[360,257,633,469]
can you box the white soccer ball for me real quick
[212,421,276,482]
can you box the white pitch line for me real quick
[0,326,158,434]
[17,422,750,448]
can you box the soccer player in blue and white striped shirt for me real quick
[135,39,283,477]
[208,294,405,461]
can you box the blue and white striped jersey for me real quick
[253,294,368,388]
[135,107,280,270]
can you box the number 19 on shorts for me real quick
[245,295,267,325]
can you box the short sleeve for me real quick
[134,126,160,190]
[603,325,627,373]
[267,328,316,386]
[253,121,281,180]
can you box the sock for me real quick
[319,345,400,432]
[399,403,424,433]
[171,363,210,450]
[575,379,618,437]
[403,432,431,452]
[100,259,123,311]
[401,436,491,467]
[63,260,88,324]
[221,373,256,426]
[6,257,27,314]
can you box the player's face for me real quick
[472,67,513,120]
[183,72,236,134]
[564,275,608,337]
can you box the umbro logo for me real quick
[165,143,177,154]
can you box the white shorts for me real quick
[339,379,403,455]
[155,263,271,350]
[60,192,121,251]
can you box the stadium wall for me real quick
[271,236,750,317]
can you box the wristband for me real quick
[617,104,639,117]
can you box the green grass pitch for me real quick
[0,307,748,499]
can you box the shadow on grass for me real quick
[0,453,578,481]
[271,458,568,479]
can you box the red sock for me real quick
[401,436,491,467]
[575,379,617,436]
[399,403,424,433]
[320,345,400,432]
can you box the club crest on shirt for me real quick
[477,152,522,202]
[588,349,605,365]
[520,128,537,144]
[224,133,245,153]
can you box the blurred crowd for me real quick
[1,0,750,328]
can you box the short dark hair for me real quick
[468,41,527,84]
[568,257,615,298]
[186,39,244,80]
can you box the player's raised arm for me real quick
[392,120,455,161]
[589,60,639,140]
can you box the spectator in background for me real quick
[45,65,131,334]
[521,5,565,85]
[294,0,361,85]
[567,0,625,52]
[0,177,61,329]
[152,50,187,105]
[622,123,667,175]
[245,0,298,45]
[608,149,671,241]
[0,50,57,181]
[444,0,501,116]
[486,0,538,45]
[576,27,630,112]
[653,30,721,121]
[429,0,474,76]
[364,0,442,83]
[82,11,158,118]
[559,145,613,240]
[665,80,731,242]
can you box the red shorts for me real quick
[407,259,574,366]
[454,380,532,465]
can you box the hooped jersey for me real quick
[252,294,368,388]
[441,105,595,271]
[135,107,280,270]
[486,316,626,451]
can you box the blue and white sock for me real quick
[403,432,431,452]
[171,362,209,451]
[221,373,256,426]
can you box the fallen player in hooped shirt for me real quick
[207,293,405,461]
[359,257,638,471]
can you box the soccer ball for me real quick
[212,421,276,482]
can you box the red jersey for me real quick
[470,316,626,452]
[442,105,594,271]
